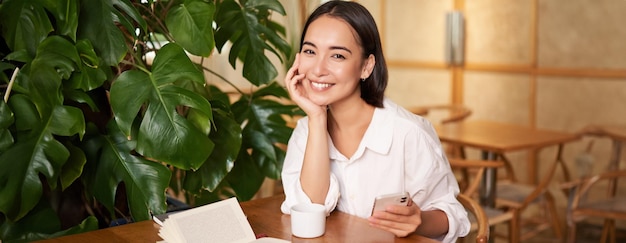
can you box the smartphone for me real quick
[371,192,410,215]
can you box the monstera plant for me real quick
[0,0,299,241]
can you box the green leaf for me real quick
[60,142,87,190]
[230,87,299,183]
[85,121,171,220]
[0,0,53,57]
[0,200,98,242]
[112,0,148,37]
[214,0,290,85]
[166,0,216,56]
[42,0,79,41]
[245,0,286,15]
[66,39,107,91]
[31,36,80,82]
[184,110,241,193]
[0,202,60,241]
[226,150,264,201]
[0,101,15,152]
[255,145,285,179]
[110,43,213,170]
[0,94,84,221]
[77,0,127,66]
[49,105,86,140]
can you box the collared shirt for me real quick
[280,98,470,242]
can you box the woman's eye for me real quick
[302,49,315,55]
[331,54,345,60]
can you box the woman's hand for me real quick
[368,201,422,237]
[368,200,449,239]
[285,53,327,118]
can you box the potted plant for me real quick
[0,0,299,241]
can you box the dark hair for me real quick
[300,1,388,107]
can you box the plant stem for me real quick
[3,67,19,103]
[201,65,246,95]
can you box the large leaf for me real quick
[112,0,148,39]
[226,150,264,201]
[0,96,84,221]
[110,43,213,170]
[77,0,127,66]
[184,109,241,193]
[214,0,289,85]
[231,85,300,180]
[42,0,79,41]
[166,0,216,56]
[0,101,15,152]
[0,201,98,242]
[65,39,108,91]
[0,0,53,57]
[84,121,171,221]
[0,36,85,221]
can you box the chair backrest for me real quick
[448,158,505,196]
[457,193,489,243]
[409,104,472,124]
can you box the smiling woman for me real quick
[278,1,470,242]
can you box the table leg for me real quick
[479,151,497,207]
[480,151,498,243]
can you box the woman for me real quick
[280,1,469,242]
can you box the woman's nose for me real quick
[309,56,328,78]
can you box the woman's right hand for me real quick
[285,53,328,117]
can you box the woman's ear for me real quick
[361,54,375,80]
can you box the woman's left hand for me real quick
[368,201,422,237]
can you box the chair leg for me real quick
[566,210,576,243]
[600,219,616,243]
[509,211,520,243]
[545,193,563,240]
[566,222,576,243]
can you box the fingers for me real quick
[286,54,301,82]
[368,214,417,237]
[285,54,304,93]
[368,203,421,237]
[369,223,412,237]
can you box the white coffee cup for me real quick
[290,203,326,238]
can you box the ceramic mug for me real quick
[290,203,326,238]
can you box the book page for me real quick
[158,197,256,243]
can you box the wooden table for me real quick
[435,120,580,207]
[37,195,438,243]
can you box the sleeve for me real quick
[279,118,340,216]
[405,123,470,243]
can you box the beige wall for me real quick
[267,1,626,192]
[356,0,626,227]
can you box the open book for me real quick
[156,197,290,243]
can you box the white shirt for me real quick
[280,98,470,242]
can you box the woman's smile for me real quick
[310,81,334,91]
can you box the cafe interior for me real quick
[220,0,625,242]
[33,0,625,243]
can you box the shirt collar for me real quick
[361,102,393,155]
[328,99,394,161]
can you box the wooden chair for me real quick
[409,104,472,125]
[564,169,626,243]
[493,145,567,242]
[448,158,517,243]
[457,193,489,243]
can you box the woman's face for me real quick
[298,15,374,107]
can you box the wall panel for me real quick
[464,0,533,65]
[538,0,626,69]
[384,0,452,62]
